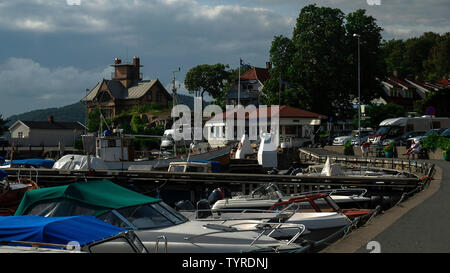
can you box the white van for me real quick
[369,116,450,144]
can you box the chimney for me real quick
[114,58,122,65]
[393,69,398,78]
[48,116,54,123]
[266,62,272,70]
[133,56,142,80]
[133,56,140,67]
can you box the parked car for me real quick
[381,130,427,146]
[441,128,450,138]
[0,138,9,147]
[406,128,447,146]
[332,131,353,146]
[351,129,374,146]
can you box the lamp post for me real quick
[353,33,361,146]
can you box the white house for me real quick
[9,117,85,147]
[204,105,327,148]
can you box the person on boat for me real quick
[361,141,370,157]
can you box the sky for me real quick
[0,0,449,117]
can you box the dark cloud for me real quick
[0,0,447,116]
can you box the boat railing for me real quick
[283,188,368,198]
[184,221,307,248]
[226,221,307,246]
[154,235,168,253]
[0,240,75,250]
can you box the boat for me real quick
[180,192,377,243]
[14,179,307,253]
[297,157,413,178]
[0,170,39,216]
[209,182,372,211]
[52,132,231,171]
[0,215,148,253]
[167,160,222,173]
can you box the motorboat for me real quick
[0,215,148,253]
[209,182,372,211]
[0,170,39,216]
[52,133,231,171]
[180,193,377,243]
[14,180,306,253]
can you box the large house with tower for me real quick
[81,57,172,120]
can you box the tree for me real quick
[344,9,385,104]
[359,103,406,129]
[0,115,9,136]
[423,33,450,81]
[261,5,384,119]
[86,107,101,132]
[184,64,231,104]
[414,88,450,117]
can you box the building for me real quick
[9,116,85,147]
[226,63,271,106]
[81,57,172,120]
[380,76,423,111]
[204,105,326,148]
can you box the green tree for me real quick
[261,5,383,118]
[414,88,450,117]
[345,9,385,104]
[184,64,231,104]
[359,103,407,128]
[423,33,450,81]
[87,107,101,132]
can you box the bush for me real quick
[423,134,450,152]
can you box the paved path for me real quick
[321,159,449,253]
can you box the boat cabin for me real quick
[168,161,221,173]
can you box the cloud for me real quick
[0,57,111,116]
[0,0,448,117]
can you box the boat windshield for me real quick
[98,201,188,230]
[375,126,391,135]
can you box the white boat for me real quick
[210,183,371,211]
[52,133,231,171]
[14,180,306,253]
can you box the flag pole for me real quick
[238,58,241,106]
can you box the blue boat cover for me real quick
[0,215,126,247]
[0,169,7,180]
[2,159,55,168]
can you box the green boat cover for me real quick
[14,180,160,217]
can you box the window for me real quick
[18,132,23,138]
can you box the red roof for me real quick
[209,105,327,121]
[388,76,414,88]
[437,78,450,87]
[240,67,270,83]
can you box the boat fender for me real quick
[175,200,195,211]
[196,199,213,219]
[381,196,392,210]
[370,196,381,208]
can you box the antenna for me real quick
[172,67,181,106]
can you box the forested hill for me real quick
[6,102,86,126]
[5,94,202,126]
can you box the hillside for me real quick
[6,102,87,126]
[5,94,205,127]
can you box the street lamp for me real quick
[353,33,361,146]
